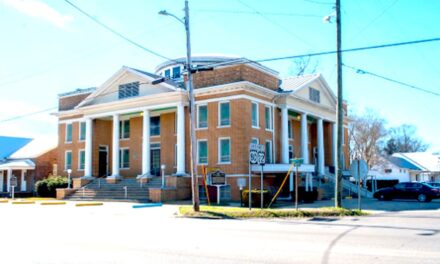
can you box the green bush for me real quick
[35,176,68,197]
[241,189,274,208]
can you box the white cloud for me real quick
[4,0,73,28]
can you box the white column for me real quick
[7,168,12,193]
[332,122,337,171]
[280,105,289,163]
[317,118,325,177]
[289,170,294,192]
[84,117,93,178]
[141,109,151,176]
[110,114,120,178]
[301,113,309,164]
[176,103,186,175]
[20,170,26,192]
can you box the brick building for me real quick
[54,56,349,201]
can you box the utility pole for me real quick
[158,0,200,212]
[335,0,343,207]
[184,0,200,212]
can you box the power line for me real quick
[63,0,173,62]
[193,9,321,18]
[235,0,315,48]
[0,107,57,124]
[343,64,440,97]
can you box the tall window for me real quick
[119,148,130,169]
[65,123,72,143]
[265,141,273,164]
[79,122,86,141]
[150,116,160,136]
[119,120,130,139]
[197,140,208,164]
[289,145,294,160]
[197,105,208,128]
[219,138,231,163]
[251,102,259,128]
[309,87,320,103]
[65,151,72,170]
[265,106,272,130]
[164,69,171,78]
[288,120,293,139]
[118,82,139,99]
[172,66,181,79]
[219,102,230,127]
[78,150,85,171]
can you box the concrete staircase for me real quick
[324,172,374,198]
[66,177,163,202]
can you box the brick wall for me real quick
[59,93,92,111]
[192,64,279,90]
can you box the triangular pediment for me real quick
[289,74,337,109]
[77,66,179,108]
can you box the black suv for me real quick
[373,182,440,202]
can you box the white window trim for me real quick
[78,122,86,142]
[65,123,73,144]
[251,102,259,129]
[265,140,273,164]
[265,105,273,131]
[119,120,130,140]
[218,137,231,164]
[197,139,208,165]
[218,101,231,128]
[119,147,130,170]
[64,150,72,171]
[196,104,208,130]
[78,149,85,171]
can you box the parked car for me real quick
[426,182,440,188]
[373,182,440,202]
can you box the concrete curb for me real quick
[12,201,35,204]
[41,202,67,205]
[0,199,9,203]
[75,202,104,207]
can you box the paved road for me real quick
[1,201,439,263]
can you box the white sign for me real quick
[350,159,368,180]
[249,144,265,165]
[10,176,17,188]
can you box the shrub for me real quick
[35,176,68,197]
[241,189,274,208]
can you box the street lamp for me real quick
[159,0,200,211]
[67,169,72,189]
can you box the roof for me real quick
[0,136,32,160]
[388,156,422,170]
[392,152,440,172]
[10,136,57,159]
[0,159,35,170]
[58,87,96,98]
[280,74,320,92]
[155,56,279,77]
[127,67,182,88]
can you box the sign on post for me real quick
[210,170,226,185]
[10,176,17,187]
[249,144,266,210]
[350,159,368,211]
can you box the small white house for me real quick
[369,152,440,183]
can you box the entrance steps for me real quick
[65,177,163,202]
[324,172,374,198]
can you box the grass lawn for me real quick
[179,205,367,219]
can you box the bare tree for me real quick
[289,56,318,76]
[383,124,429,155]
[349,109,387,168]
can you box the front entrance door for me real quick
[98,146,108,177]
[150,143,161,176]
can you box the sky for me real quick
[0,0,439,151]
